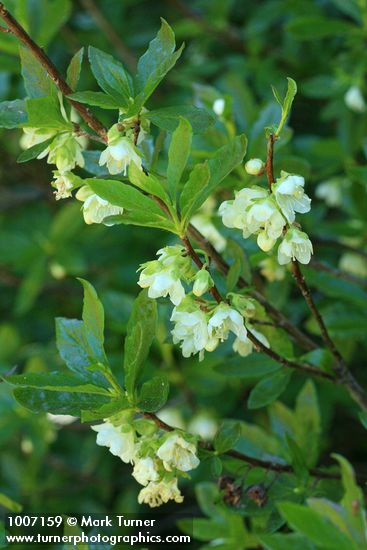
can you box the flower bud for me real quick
[230,294,256,317]
[344,86,366,113]
[192,269,213,296]
[245,158,264,176]
[213,98,225,116]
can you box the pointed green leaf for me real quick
[17,137,53,163]
[26,96,72,130]
[5,372,110,396]
[180,161,210,225]
[248,369,291,409]
[88,46,133,107]
[66,47,84,90]
[13,387,110,415]
[214,421,241,454]
[128,162,169,202]
[167,117,192,199]
[124,290,157,398]
[137,375,169,412]
[19,46,56,98]
[0,99,27,129]
[77,279,106,363]
[144,105,214,133]
[68,91,120,109]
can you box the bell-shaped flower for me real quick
[138,477,183,507]
[219,187,268,230]
[273,173,311,223]
[278,227,313,265]
[20,127,56,151]
[208,303,247,344]
[157,433,200,472]
[44,133,85,172]
[344,85,366,113]
[52,171,79,200]
[91,422,135,463]
[138,262,185,306]
[76,185,123,225]
[132,457,159,486]
[192,268,214,297]
[245,197,286,250]
[171,300,209,358]
[99,124,142,175]
[233,328,269,357]
[245,158,264,176]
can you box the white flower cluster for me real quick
[219,171,313,265]
[92,419,200,508]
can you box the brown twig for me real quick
[144,412,344,482]
[266,133,276,188]
[0,2,107,141]
[182,235,333,381]
[310,259,367,288]
[78,0,136,72]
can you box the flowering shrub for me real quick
[1,1,367,548]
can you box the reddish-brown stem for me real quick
[0,2,107,141]
[266,133,276,188]
[145,412,344,481]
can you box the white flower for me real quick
[245,197,286,251]
[157,408,186,430]
[52,171,75,200]
[233,328,269,357]
[76,185,123,225]
[208,303,247,344]
[138,478,183,507]
[47,413,77,426]
[315,180,343,207]
[192,269,213,297]
[44,133,85,172]
[278,227,313,265]
[344,85,366,113]
[132,457,159,486]
[171,306,209,358]
[188,413,217,440]
[245,158,264,176]
[213,98,225,116]
[157,434,200,472]
[138,263,185,305]
[273,173,311,223]
[99,136,142,175]
[219,187,268,230]
[91,422,135,463]
[20,127,55,150]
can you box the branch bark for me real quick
[0,2,107,141]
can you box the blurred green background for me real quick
[1,0,367,546]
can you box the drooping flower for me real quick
[277,227,313,265]
[245,158,264,176]
[76,185,123,225]
[51,171,78,200]
[20,127,56,150]
[99,124,142,175]
[212,98,225,116]
[91,422,135,463]
[208,303,248,346]
[132,457,159,486]
[138,262,185,306]
[192,268,214,297]
[171,301,209,358]
[43,133,85,172]
[244,197,286,251]
[344,85,366,113]
[138,477,183,507]
[157,434,200,472]
[233,328,270,357]
[219,187,268,231]
[273,173,311,223]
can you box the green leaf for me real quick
[272,77,297,137]
[0,99,27,129]
[19,46,55,98]
[214,421,241,454]
[66,47,84,90]
[167,117,192,199]
[13,387,110,415]
[178,518,229,542]
[278,502,355,550]
[285,435,309,484]
[23,0,72,47]
[86,178,176,232]
[124,290,157,398]
[190,135,247,214]
[77,278,106,363]
[359,411,367,429]
[144,105,214,134]
[6,372,110,396]
[68,91,120,109]
[248,369,291,409]
[137,375,169,412]
[214,353,281,378]
[14,256,47,315]
[88,46,133,107]
[295,380,321,467]
[0,493,22,513]
[26,97,71,130]
[128,162,169,202]
[135,19,183,106]
[259,533,317,550]
[80,396,130,422]
[17,137,53,163]
[180,162,210,226]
